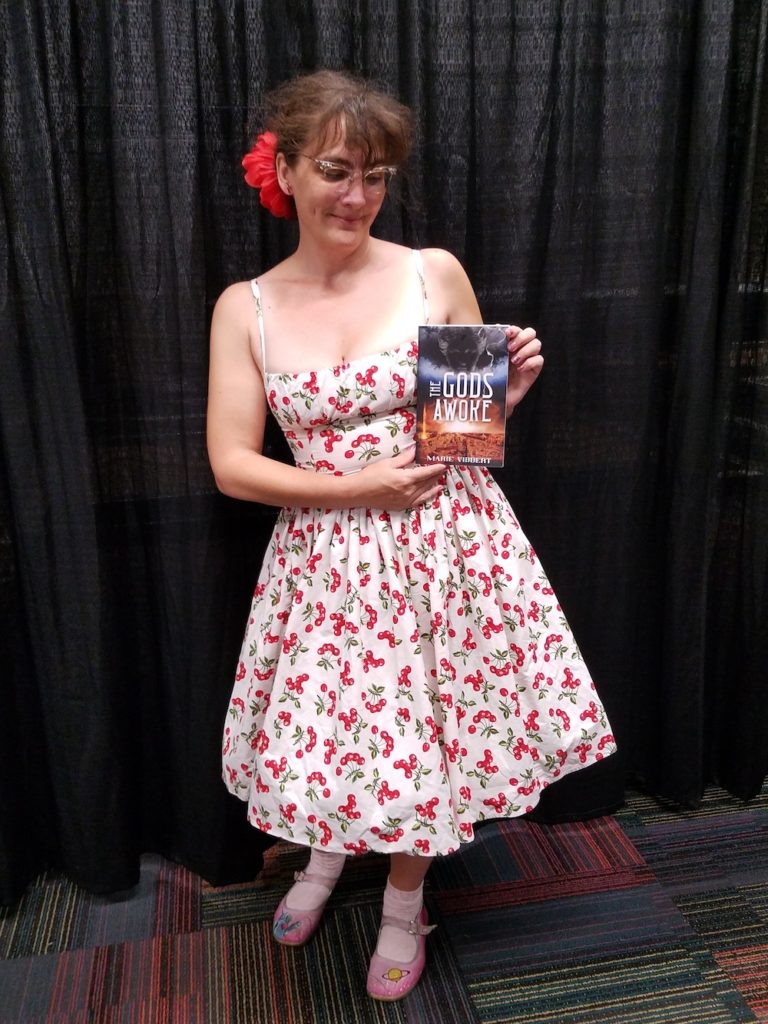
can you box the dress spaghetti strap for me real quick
[412,250,430,324]
[249,279,267,372]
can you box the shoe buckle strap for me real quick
[292,869,337,890]
[380,913,437,936]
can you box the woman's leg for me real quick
[272,847,347,945]
[377,853,434,958]
[388,852,433,891]
[367,852,436,998]
[382,856,436,958]
[284,848,347,909]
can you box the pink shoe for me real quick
[366,908,436,1001]
[272,870,337,946]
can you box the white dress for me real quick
[222,252,617,856]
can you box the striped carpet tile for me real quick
[0,857,186,960]
[154,859,200,937]
[431,814,647,894]
[621,811,768,895]
[714,946,768,1024]
[675,885,768,950]
[438,884,694,973]
[0,929,228,1024]
[466,946,757,1024]
[224,904,476,1024]
[434,864,657,914]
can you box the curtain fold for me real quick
[708,0,768,797]
[1,0,765,905]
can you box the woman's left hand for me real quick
[505,326,543,417]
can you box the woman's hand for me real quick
[505,326,544,416]
[350,448,446,511]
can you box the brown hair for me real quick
[264,69,413,168]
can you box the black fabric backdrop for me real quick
[1,1,766,906]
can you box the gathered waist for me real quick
[287,412,417,475]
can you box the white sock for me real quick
[376,878,424,961]
[284,849,346,911]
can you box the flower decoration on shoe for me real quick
[271,869,336,946]
[242,131,296,219]
[366,908,436,1002]
[272,896,325,946]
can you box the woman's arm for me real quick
[206,284,445,510]
[420,249,543,417]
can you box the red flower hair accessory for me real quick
[242,131,297,220]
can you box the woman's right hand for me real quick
[351,447,447,511]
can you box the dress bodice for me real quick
[264,340,418,474]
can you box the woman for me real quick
[208,69,616,1002]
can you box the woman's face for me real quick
[277,126,391,247]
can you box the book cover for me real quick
[415,324,510,467]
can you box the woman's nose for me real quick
[342,176,367,203]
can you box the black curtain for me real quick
[1,0,765,906]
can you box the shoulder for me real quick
[419,248,481,322]
[368,238,416,268]
[420,248,470,284]
[213,279,258,319]
[214,249,295,309]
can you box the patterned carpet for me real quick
[0,785,766,1023]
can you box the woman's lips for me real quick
[331,213,364,225]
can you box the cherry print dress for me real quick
[222,251,616,857]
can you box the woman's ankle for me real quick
[376,878,424,960]
[283,848,346,911]
[307,848,347,879]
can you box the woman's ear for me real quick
[275,152,292,195]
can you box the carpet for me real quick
[1,784,766,1023]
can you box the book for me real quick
[415,324,510,467]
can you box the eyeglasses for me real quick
[299,154,397,195]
